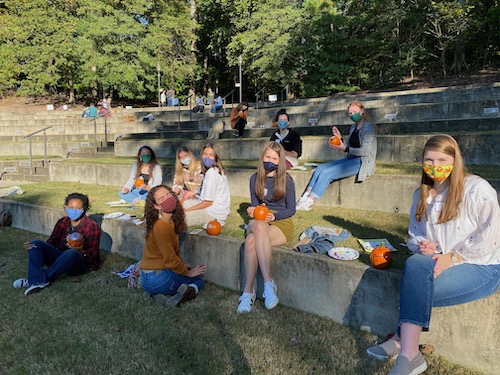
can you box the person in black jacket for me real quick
[270,110,302,169]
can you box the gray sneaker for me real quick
[367,339,401,360]
[388,352,427,375]
[164,284,188,308]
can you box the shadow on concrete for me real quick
[89,213,113,252]
[342,267,400,337]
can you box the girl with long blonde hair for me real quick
[172,146,203,201]
[237,142,296,314]
[297,101,377,210]
[367,134,500,375]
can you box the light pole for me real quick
[238,55,243,103]
[157,64,161,108]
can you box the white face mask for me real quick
[180,157,191,166]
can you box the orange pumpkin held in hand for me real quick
[328,136,341,148]
[67,232,84,248]
[370,244,392,269]
[206,219,222,236]
[253,205,269,221]
[134,177,144,188]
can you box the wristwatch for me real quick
[449,252,459,263]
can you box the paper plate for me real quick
[104,212,123,219]
[328,247,360,261]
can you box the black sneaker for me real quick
[179,286,197,305]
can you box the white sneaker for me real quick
[297,192,310,204]
[24,282,50,296]
[237,291,256,313]
[296,197,314,211]
[13,278,29,289]
[263,280,279,310]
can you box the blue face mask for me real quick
[263,161,278,171]
[277,120,289,130]
[202,157,215,168]
[66,207,84,221]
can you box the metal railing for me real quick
[280,84,290,105]
[255,87,266,109]
[91,115,109,153]
[222,89,236,116]
[22,126,52,175]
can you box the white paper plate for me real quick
[328,247,360,261]
[104,212,124,219]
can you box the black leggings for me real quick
[234,119,246,137]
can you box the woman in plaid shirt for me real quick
[13,192,101,296]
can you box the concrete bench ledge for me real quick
[0,199,497,375]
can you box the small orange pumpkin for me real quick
[370,244,392,269]
[134,177,144,188]
[253,205,269,221]
[67,232,84,248]
[328,136,341,147]
[206,219,222,236]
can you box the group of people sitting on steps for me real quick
[13,100,500,375]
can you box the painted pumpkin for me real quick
[328,136,341,147]
[67,232,84,248]
[253,205,269,221]
[370,245,392,269]
[206,219,222,236]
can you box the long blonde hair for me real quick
[174,147,200,187]
[415,134,467,223]
[255,142,287,201]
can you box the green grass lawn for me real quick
[0,226,483,375]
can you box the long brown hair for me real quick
[200,143,225,175]
[144,185,187,237]
[174,146,200,186]
[415,134,467,223]
[255,142,287,201]
[135,145,159,180]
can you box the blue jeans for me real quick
[28,240,87,284]
[211,104,223,113]
[118,188,148,203]
[400,254,500,329]
[307,155,361,199]
[141,269,204,296]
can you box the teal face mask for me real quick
[140,154,152,163]
[349,112,362,123]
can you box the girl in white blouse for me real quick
[367,134,500,375]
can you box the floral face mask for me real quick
[423,163,453,181]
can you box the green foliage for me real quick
[0,0,196,101]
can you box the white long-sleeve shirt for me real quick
[408,175,500,265]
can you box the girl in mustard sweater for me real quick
[141,185,207,307]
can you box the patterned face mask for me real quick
[423,163,453,181]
